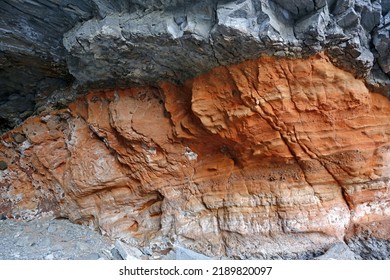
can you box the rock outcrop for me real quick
[1,0,390,133]
[1,53,389,259]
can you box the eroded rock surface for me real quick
[1,54,389,259]
[1,0,390,133]
[0,215,114,260]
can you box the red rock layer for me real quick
[1,53,389,258]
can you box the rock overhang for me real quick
[1,0,390,134]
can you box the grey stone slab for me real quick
[114,240,144,260]
[173,245,211,260]
[315,242,360,260]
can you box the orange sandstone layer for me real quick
[1,53,389,258]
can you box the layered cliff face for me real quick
[1,0,390,259]
[1,53,389,258]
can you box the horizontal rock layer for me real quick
[1,54,389,258]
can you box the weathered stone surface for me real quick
[0,0,87,132]
[173,246,211,260]
[1,54,389,258]
[315,242,360,260]
[0,215,115,260]
[346,219,390,259]
[114,240,144,260]
[1,0,390,134]
[374,11,390,74]
[62,0,386,86]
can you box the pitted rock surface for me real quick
[1,54,390,259]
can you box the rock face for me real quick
[1,0,390,134]
[1,53,390,259]
[1,0,390,259]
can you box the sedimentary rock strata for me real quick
[1,53,389,258]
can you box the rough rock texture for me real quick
[1,53,389,259]
[0,215,115,260]
[1,0,390,259]
[314,242,360,260]
[1,0,390,134]
[346,219,390,259]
